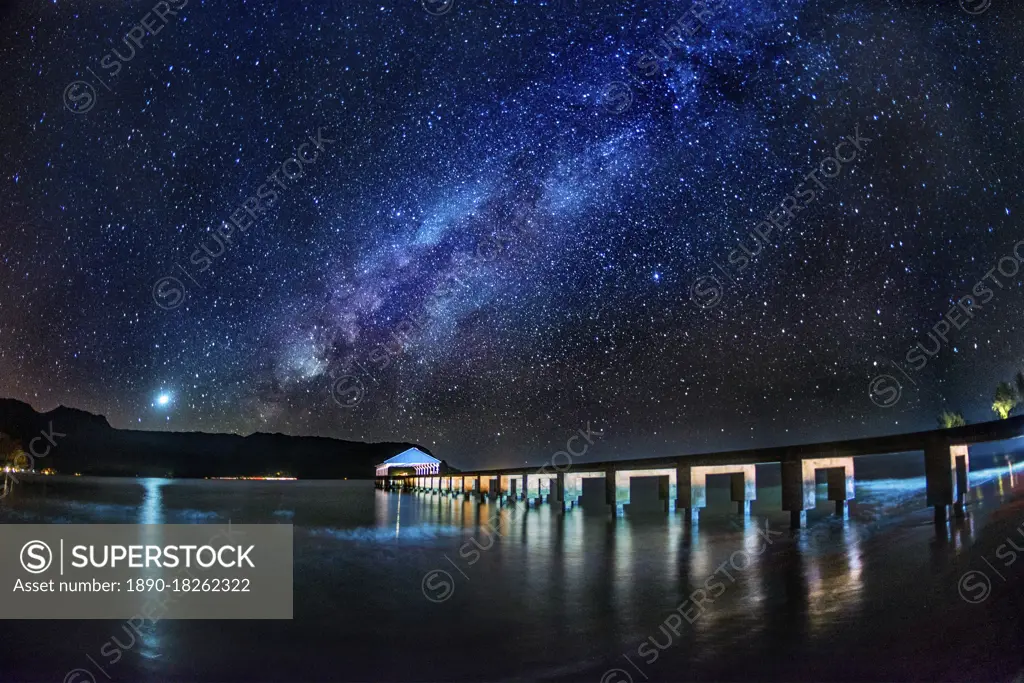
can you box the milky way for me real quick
[0,0,1020,468]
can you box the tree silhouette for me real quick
[0,433,26,469]
[992,382,1017,420]
[937,411,967,429]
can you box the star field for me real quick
[0,0,1021,468]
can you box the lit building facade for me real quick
[374,447,441,477]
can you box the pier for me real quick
[375,416,1024,527]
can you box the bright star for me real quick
[156,393,171,407]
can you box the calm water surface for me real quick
[1,460,1022,683]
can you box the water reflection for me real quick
[140,478,166,525]
[803,530,864,635]
[132,479,168,670]
[380,466,1023,678]
[3,464,1022,682]
[394,490,401,538]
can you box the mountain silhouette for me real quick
[0,398,433,479]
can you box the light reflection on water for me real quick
[135,479,167,663]
[0,461,1020,682]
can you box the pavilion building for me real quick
[375,447,442,478]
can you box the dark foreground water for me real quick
[1,459,1023,683]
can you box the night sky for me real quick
[0,0,1021,469]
